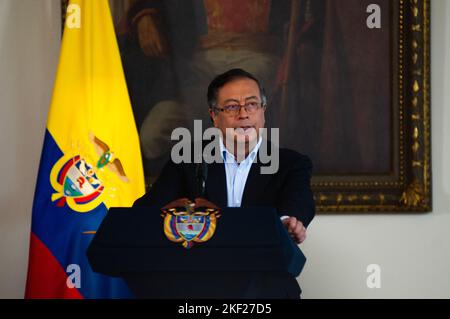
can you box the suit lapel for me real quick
[205,162,227,208]
[241,160,272,206]
[241,135,275,206]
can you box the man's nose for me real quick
[238,104,250,119]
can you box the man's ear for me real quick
[209,108,217,127]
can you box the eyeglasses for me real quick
[214,101,264,116]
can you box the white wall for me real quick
[0,0,449,299]
[0,0,60,298]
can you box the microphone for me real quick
[195,161,208,198]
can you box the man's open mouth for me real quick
[234,126,255,134]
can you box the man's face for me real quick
[209,78,266,145]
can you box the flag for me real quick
[25,0,145,298]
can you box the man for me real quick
[133,68,315,297]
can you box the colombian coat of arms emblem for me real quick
[161,198,221,249]
[49,133,129,213]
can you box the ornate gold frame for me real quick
[312,0,431,212]
[60,0,431,213]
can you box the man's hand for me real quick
[137,14,167,57]
[282,217,307,244]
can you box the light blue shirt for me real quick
[220,138,263,207]
[219,138,290,221]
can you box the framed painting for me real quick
[61,0,431,212]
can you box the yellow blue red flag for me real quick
[25,0,145,298]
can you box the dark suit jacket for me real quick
[134,142,315,228]
[133,141,315,298]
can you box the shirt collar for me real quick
[220,136,263,164]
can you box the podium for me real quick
[87,205,306,299]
